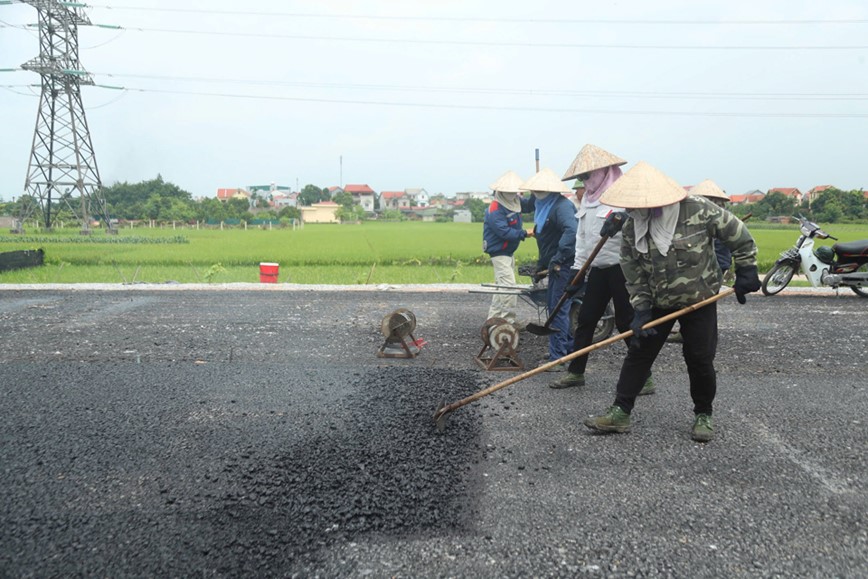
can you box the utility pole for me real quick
[13,0,114,235]
[535,148,540,173]
[340,155,343,188]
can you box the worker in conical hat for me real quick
[483,170,535,325]
[582,162,760,442]
[518,167,577,368]
[667,179,735,344]
[691,179,734,274]
[550,145,652,395]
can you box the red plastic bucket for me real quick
[259,262,279,283]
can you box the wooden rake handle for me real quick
[539,234,610,329]
[435,288,735,422]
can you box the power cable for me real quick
[91,71,868,101]
[1,84,39,96]
[112,27,868,50]
[105,85,868,119]
[84,5,868,26]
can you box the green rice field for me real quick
[1,221,866,284]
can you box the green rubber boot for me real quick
[692,414,714,442]
[583,405,631,433]
[550,372,585,389]
[638,374,655,396]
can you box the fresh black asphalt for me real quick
[0,287,865,577]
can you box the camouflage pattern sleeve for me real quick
[618,198,758,310]
[700,196,758,269]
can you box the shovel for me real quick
[434,288,735,431]
[525,234,610,336]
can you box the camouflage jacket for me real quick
[620,196,757,310]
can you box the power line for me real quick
[112,27,868,50]
[104,85,868,119]
[90,71,868,102]
[84,5,868,26]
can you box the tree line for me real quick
[728,188,868,223]
[2,178,864,226]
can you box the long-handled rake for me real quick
[524,234,610,336]
[434,288,735,431]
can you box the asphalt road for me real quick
[0,286,865,578]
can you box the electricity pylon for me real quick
[13,0,114,234]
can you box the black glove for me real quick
[734,265,761,304]
[563,276,586,297]
[600,211,628,237]
[630,308,657,338]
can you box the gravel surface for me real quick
[0,285,865,577]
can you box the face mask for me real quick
[582,169,606,193]
[532,191,551,200]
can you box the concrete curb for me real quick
[0,283,861,297]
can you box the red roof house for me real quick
[380,190,410,209]
[768,187,803,203]
[806,185,835,205]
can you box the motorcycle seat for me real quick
[834,240,868,258]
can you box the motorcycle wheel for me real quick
[761,263,797,296]
[851,264,868,298]
[569,299,616,344]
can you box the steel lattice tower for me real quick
[13,0,113,234]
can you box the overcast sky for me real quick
[1,0,867,201]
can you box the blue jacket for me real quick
[483,196,535,258]
[535,195,578,271]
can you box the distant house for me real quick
[405,188,430,208]
[454,191,491,203]
[453,209,472,223]
[327,186,345,198]
[729,190,765,205]
[380,191,411,210]
[806,185,835,206]
[344,184,377,213]
[248,184,290,194]
[272,192,298,208]
[216,188,251,203]
[300,201,340,224]
[413,207,441,222]
[768,187,803,204]
[428,194,450,209]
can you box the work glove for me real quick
[630,308,657,338]
[563,275,586,297]
[734,265,761,304]
[600,211,629,238]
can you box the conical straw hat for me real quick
[599,161,687,209]
[489,170,524,193]
[519,167,571,194]
[690,179,729,201]
[562,144,627,181]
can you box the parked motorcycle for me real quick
[761,215,868,297]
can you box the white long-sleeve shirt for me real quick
[572,198,623,271]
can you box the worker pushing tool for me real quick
[518,168,577,370]
[548,144,652,395]
[583,162,761,442]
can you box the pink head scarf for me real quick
[582,165,623,204]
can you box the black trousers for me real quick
[614,302,718,415]
[567,264,634,375]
